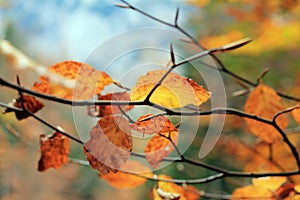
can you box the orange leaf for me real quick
[130,70,210,108]
[292,103,300,124]
[131,114,177,135]
[252,177,287,190]
[84,116,132,175]
[275,182,295,199]
[244,84,288,143]
[232,177,289,200]
[100,160,153,189]
[153,175,200,200]
[3,94,44,120]
[145,131,178,169]
[38,132,70,171]
[232,185,273,200]
[32,61,113,100]
[87,92,133,117]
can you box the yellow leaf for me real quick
[32,61,113,100]
[232,185,273,200]
[84,116,132,175]
[130,70,210,108]
[252,177,287,191]
[153,175,200,200]
[232,177,288,200]
[100,160,152,189]
[244,84,288,143]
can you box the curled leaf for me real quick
[3,94,44,120]
[100,160,153,189]
[87,92,133,117]
[32,61,113,100]
[131,114,177,135]
[84,116,132,175]
[244,84,288,143]
[145,131,178,169]
[130,70,210,108]
[38,131,70,172]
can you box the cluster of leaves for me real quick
[1,1,300,199]
[189,0,300,55]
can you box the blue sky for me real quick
[1,0,195,64]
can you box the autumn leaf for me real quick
[153,175,200,200]
[131,114,177,135]
[38,131,70,172]
[292,103,300,124]
[87,92,133,117]
[100,160,153,189]
[244,134,300,173]
[244,84,288,143]
[232,177,287,200]
[145,131,178,169]
[130,70,210,108]
[275,182,296,199]
[32,61,113,100]
[84,116,132,175]
[3,94,44,120]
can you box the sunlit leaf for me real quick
[130,70,210,108]
[84,116,132,175]
[3,94,44,120]
[232,177,287,200]
[32,61,113,100]
[131,114,177,135]
[252,176,287,190]
[244,84,288,143]
[87,92,133,117]
[100,160,152,189]
[145,131,178,169]
[38,131,70,171]
[153,175,200,200]
[232,185,273,200]
[292,103,300,124]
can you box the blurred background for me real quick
[1,0,300,199]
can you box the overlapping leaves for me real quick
[244,84,288,143]
[84,116,132,175]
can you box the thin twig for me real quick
[117,0,300,102]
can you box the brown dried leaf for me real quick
[32,61,113,100]
[244,84,288,143]
[100,160,153,189]
[145,131,178,169]
[3,95,44,120]
[84,116,132,175]
[131,114,177,135]
[38,132,70,171]
[87,92,133,117]
[130,70,210,108]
